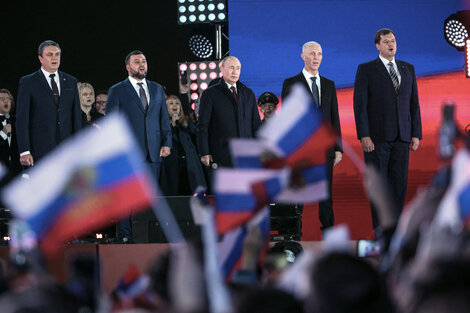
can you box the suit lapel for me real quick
[124,78,146,113]
[35,69,57,104]
[375,58,396,91]
[319,76,330,111]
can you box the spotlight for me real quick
[444,10,470,51]
[466,39,470,78]
[189,34,214,59]
[177,0,227,24]
[178,60,222,110]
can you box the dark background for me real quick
[0,0,228,102]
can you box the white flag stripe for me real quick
[3,114,136,218]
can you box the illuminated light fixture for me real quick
[177,0,228,24]
[95,233,103,239]
[3,236,10,241]
[466,39,470,78]
[189,34,214,59]
[444,10,470,51]
[178,61,222,110]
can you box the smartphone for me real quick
[180,70,188,85]
[357,240,381,258]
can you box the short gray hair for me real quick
[302,41,321,52]
[220,55,240,67]
[38,40,61,56]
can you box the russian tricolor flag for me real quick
[219,206,270,280]
[2,114,156,256]
[257,84,337,169]
[214,168,289,234]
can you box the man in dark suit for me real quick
[281,41,343,234]
[16,40,82,167]
[106,50,172,242]
[0,89,21,177]
[353,28,422,229]
[197,56,261,169]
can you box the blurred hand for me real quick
[360,137,374,152]
[179,83,189,94]
[20,154,34,167]
[333,151,342,166]
[409,137,419,151]
[160,146,171,157]
[201,155,212,167]
[171,113,180,126]
[2,124,11,135]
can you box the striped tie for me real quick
[387,62,399,93]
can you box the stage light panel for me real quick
[177,0,227,24]
[466,39,470,78]
[444,11,470,51]
[178,60,222,110]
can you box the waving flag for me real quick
[433,149,470,231]
[219,206,270,280]
[2,114,156,256]
[257,84,337,169]
[214,168,289,234]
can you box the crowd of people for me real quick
[0,25,448,312]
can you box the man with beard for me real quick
[107,50,172,243]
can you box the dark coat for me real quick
[16,69,82,161]
[197,79,261,166]
[281,72,343,158]
[0,114,21,176]
[160,119,206,196]
[81,106,104,128]
[106,78,172,162]
[353,58,422,143]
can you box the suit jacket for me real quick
[0,114,21,176]
[353,58,422,143]
[106,78,172,162]
[281,72,343,158]
[197,80,261,166]
[16,69,82,160]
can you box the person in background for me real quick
[257,91,278,122]
[77,82,103,127]
[159,95,206,196]
[94,90,107,115]
[0,89,21,178]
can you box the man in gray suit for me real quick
[107,50,172,242]
[354,28,422,229]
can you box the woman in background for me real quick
[78,82,103,127]
[159,95,206,196]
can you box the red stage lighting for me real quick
[178,60,222,111]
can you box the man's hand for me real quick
[201,155,213,167]
[333,151,343,166]
[2,124,11,135]
[360,137,375,152]
[409,137,420,151]
[20,154,34,167]
[160,146,171,157]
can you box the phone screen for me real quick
[357,240,381,258]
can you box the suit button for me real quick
[58,122,61,125]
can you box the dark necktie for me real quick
[387,62,400,93]
[137,82,149,111]
[49,73,60,103]
[230,86,238,102]
[310,76,320,108]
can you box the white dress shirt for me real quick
[128,76,150,104]
[302,68,321,106]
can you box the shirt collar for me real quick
[41,67,59,80]
[302,68,320,81]
[379,55,396,67]
[128,76,147,88]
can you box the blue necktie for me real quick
[310,76,319,108]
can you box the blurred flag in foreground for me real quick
[257,84,337,169]
[214,168,289,234]
[219,206,270,279]
[434,148,470,231]
[2,114,156,256]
